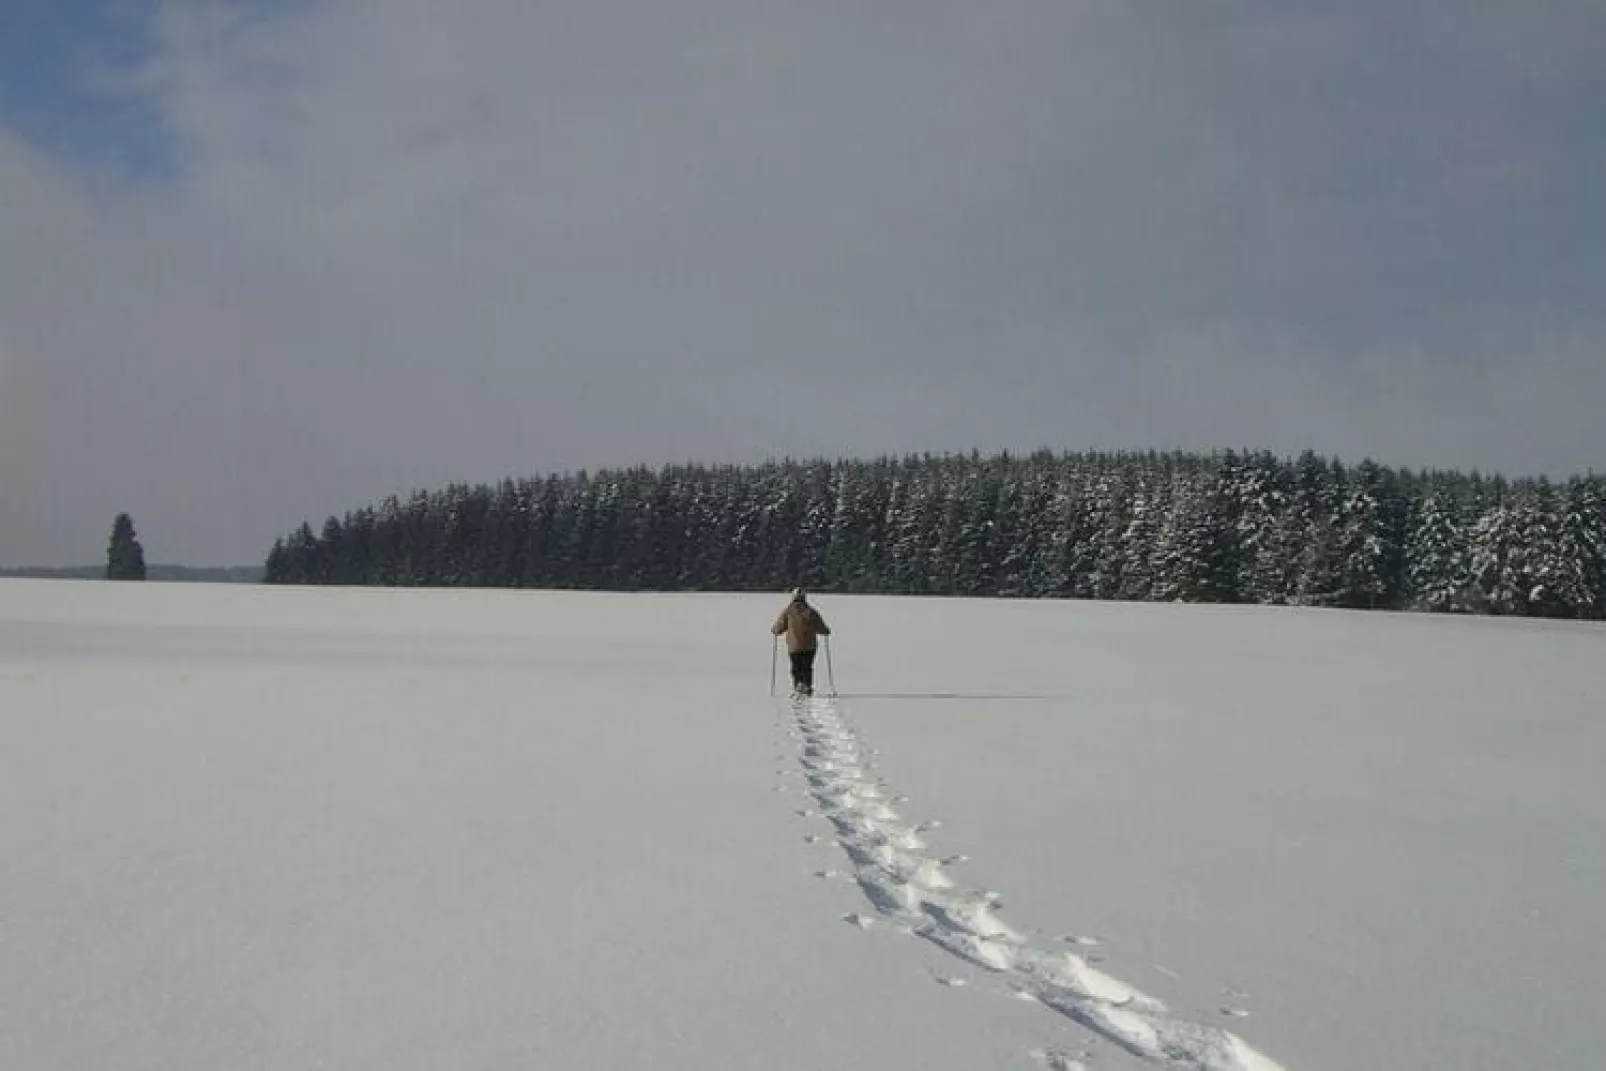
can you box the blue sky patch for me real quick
[0,0,172,179]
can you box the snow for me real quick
[3,580,1604,1070]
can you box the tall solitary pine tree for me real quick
[107,513,147,581]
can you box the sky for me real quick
[2,1,1603,567]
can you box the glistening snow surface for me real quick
[2,581,1604,1070]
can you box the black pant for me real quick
[789,650,817,692]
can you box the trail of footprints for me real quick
[783,696,1287,1071]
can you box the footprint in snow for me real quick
[1220,1006,1251,1019]
[1060,934,1101,948]
[932,974,968,988]
[1029,1047,1090,1071]
[843,913,874,929]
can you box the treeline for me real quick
[264,450,1606,619]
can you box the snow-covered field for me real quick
[2,580,1603,1070]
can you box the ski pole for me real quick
[824,636,836,697]
[770,637,778,697]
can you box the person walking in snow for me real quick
[773,588,830,696]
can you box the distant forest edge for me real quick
[263,450,1606,620]
[1,565,264,583]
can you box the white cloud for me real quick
[3,1,1604,564]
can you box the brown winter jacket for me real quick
[772,601,830,653]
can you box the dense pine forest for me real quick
[264,450,1606,619]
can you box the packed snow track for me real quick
[786,694,1286,1071]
